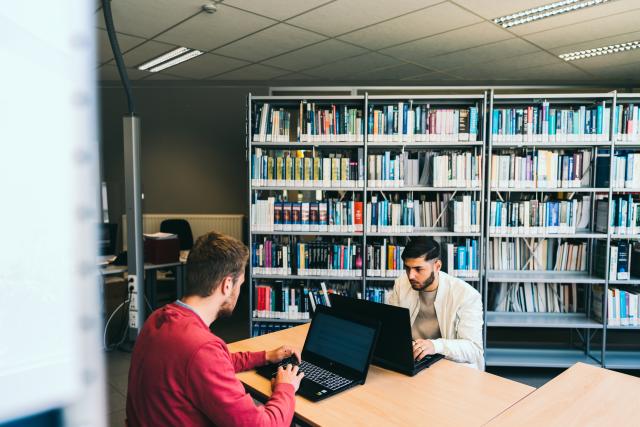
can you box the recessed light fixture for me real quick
[559,40,640,61]
[493,0,612,28]
[137,47,203,72]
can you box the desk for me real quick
[100,261,186,318]
[486,362,640,426]
[228,324,534,427]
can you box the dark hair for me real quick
[185,231,249,297]
[401,237,441,262]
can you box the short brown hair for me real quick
[185,231,249,297]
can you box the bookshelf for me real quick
[245,88,640,369]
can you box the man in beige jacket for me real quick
[388,237,485,370]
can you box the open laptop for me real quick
[329,294,444,376]
[256,305,380,402]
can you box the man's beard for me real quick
[410,271,435,291]
[218,297,237,318]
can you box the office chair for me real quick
[160,219,193,251]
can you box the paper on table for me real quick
[143,232,177,240]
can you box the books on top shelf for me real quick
[491,102,610,143]
[595,197,640,235]
[446,240,479,279]
[366,239,405,279]
[613,103,640,142]
[365,193,479,233]
[489,196,591,235]
[367,151,482,188]
[251,148,364,188]
[252,102,364,143]
[593,285,639,326]
[367,103,479,143]
[489,149,592,189]
[488,238,588,272]
[252,237,362,277]
[491,283,578,313]
[611,152,640,188]
[252,197,363,233]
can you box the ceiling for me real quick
[96,0,640,85]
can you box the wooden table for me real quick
[228,324,534,427]
[485,362,640,426]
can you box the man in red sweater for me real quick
[126,231,304,426]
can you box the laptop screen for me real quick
[304,310,377,374]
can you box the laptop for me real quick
[256,305,380,402]
[329,294,444,376]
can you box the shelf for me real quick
[252,274,363,281]
[612,188,640,193]
[605,324,640,330]
[251,141,364,147]
[608,278,640,285]
[486,312,603,329]
[604,350,640,369]
[251,317,310,324]
[490,187,608,193]
[486,271,605,283]
[609,234,640,240]
[251,230,360,236]
[368,186,480,192]
[365,275,480,282]
[367,230,480,237]
[489,232,606,239]
[614,142,640,147]
[367,141,483,147]
[485,347,601,368]
[492,141,611,148]
[253,186,363,191]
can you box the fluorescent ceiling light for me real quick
[493,0,612,28]
[137,47,190,71]
[559,40,640,61]
[137,47,204,72]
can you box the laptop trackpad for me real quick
[299,379,331,400]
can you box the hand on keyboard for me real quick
[273,363,304,392]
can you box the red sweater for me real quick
[126,303,295,427]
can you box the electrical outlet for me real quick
[129,310,137,328]
[130,291,137,308]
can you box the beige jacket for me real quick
[388,271,485,370]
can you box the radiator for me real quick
[121,214,244,249]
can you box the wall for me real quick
[100,83,268,247]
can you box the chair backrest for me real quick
[160,219,194,250]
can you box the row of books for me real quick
[253,282,352,320]
[251,198,364,232]
[367,151,482,188]
[613,104,640,141]
[446,240,480,278]
[252,102,364,143]
[368,193,451,231]
[610,152,640,188]
[251,239,362,276]
[593,241,634,281]
[489,150,592,189]
[251,148,364,188]
[491,103,610,142]
[367,194,480,233]
[595,197,640,234]
[489,197,591,234]
[593,285,640,326]
[490,283,579,313]
[488,238,588,272]
[252,322,294,336]
[367,104,479,142]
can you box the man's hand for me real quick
[412,339,436,361]
[266,345,301,364]
[272,364,304,392]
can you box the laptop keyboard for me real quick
[298,360,352,391]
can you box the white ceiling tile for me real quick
[271,72,318,80]
[522,8,640,50]
[120,40,180,69]
[262,39,366,71]
[569,49,640,71]
[155,5,277,51]
[402,70,464,81]
[338,2,483,50]
[509,0,640,36]
[581,59,640,80]
[450,51,562,78]
[223,0,333,20]
[213,24,326,62]
[287,0,441,37]
[143,72,188,80]
[425,38,540,71]
[550,31,640,55]
[350,63,432,80]
[502,62,592,80]
[380,22,513,66]
[158,53,250,79]
[96,0,205,38]
[209,64,291,80]
[303,52,400,78]
[449,0,551,20]
[97,29,145,64]
[98,65,150,81]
